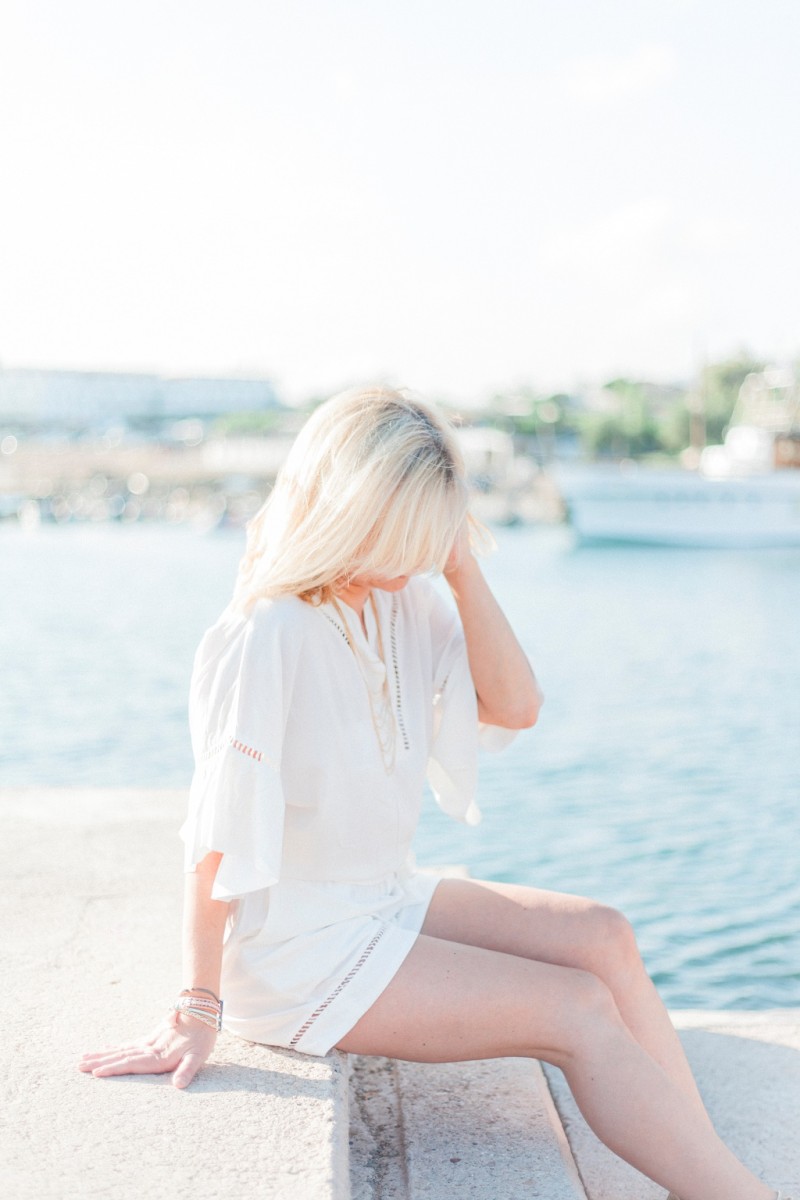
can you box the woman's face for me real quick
[333,572,413,609]
[349,573,411,593]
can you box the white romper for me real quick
[179,574,516,1057]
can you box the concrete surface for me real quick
[350,1013,800,1200]
[4,789,799,1200]
[2,789,349,1200]
[350,1055,585,1200]
[543,1012,800,1200]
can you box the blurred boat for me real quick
[554,368,800,547]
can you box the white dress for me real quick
[179,574,517,1056]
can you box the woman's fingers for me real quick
[78,1042,175,1076]
[79,1043,159,1060]
[171,1052,206,1090]
[90,1049,175,1077]
[78,1047,151,1070]
[78,1022,216,1082]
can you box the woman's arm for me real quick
[78,851,228,1089]
[444,524,543,729]
[182,850,229,998]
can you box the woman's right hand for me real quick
[78,1010,218,1089]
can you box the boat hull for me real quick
[554,466,800,547]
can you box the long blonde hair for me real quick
[232,386,472,611]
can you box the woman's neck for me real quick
[334,581,372,632]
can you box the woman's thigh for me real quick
[335,931,618,1063]
[418,877,635,979]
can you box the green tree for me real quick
[578,379,662,459]
[699,353,766,444]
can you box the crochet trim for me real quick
[320,598,409,755]
[229,737,264,763]
[289,927,387,1048]
[390,596,410,751]
[199,734,265,764]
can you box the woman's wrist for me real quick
[171,989,224,1031]
[443,548,480,589]
[171,1008,220,1037]
[181,985,221,1003]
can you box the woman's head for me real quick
[232,386,470,610]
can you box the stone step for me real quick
[350,1011,800,1200]
[350,1054,586,1200]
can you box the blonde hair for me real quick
[232,386,473,611]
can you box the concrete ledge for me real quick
[2,788,350,1200]
[5,790,799,1200]
[350,1054,587,1200]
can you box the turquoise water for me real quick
[2,522,799,1009]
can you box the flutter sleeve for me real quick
[422,579,518,827]
[179,600,296,901]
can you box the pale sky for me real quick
[1,0,798,404]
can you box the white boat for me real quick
[554,369,800,548]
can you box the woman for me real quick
[79,387,788,1200]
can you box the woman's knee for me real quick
[546,967,625,1063]
[585,903,644,982]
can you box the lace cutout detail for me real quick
[229,737,264,763]
[319,598,409,762]
[319,608,349,643]
[289,927,387,1048]
[390,596,409,751]
[199,735,264,764]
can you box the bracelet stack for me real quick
[171,987,223,1032]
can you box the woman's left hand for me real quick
[444,519,473,579]
[441,516,543,729]
[78,1011,219,1089]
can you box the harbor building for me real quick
[0,368,280,431]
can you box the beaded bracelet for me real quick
[171,993,224,1032]
[180,987,220,1003]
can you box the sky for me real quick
[1,0,798,405]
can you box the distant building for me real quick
[161,377,281,418]
[0,369,160,426]
[0,368,281,429]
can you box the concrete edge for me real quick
[531,1059,590,1199]
[330,1049,352,1200]
[669,1009,800,1027]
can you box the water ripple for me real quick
[3,523,799,1008]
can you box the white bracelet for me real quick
[171,994,223,1032]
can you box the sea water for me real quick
[2,521,799,1009]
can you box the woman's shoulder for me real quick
[198,594,305,642]
[193,594,319,671]
[249,593,319,634]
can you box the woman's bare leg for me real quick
[420,878,710,1122]
[337,934,773,1200]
